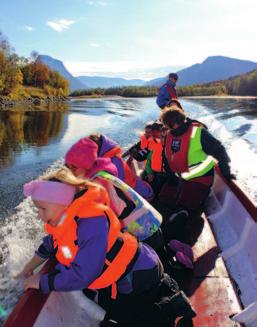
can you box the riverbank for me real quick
[0,96,68,109]
[0,86,68,110]
[182,95,257,99]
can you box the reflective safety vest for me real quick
[165,125,215,180]
[102,146,137,188]
[93,171,162,241]
[151,139,163,173]
[45,186,138,299]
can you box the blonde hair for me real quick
[42,167,102,191]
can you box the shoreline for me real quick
[182,95,257,99]
[0,96,68,110]
[69,95,123,100]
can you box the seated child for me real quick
[144,122,168,195]
[122,122,154,162]
[18,168,195,327]
[65,135,154,200]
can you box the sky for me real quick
[1,0,257,79]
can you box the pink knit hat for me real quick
[23,180,76,206]
[65,137,98,170]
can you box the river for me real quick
[0,96,257,320]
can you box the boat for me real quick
[3,165,257,327]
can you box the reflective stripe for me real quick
[191,126,198,139]
[122,207,149,227]
[181,156,215,180]
[61,246,72,259]
[93,171,162,240]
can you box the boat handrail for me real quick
[3,261,56,327]
[215,166,257,222]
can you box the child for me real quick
[64,143,175,273]
[144,122,167,196]
[18,168,195,327]
[64,141,193,277]
[65,135,154,201]
[122,122,154,162]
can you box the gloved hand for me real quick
[219,164,236,181]
[224,172,236,181]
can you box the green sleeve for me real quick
[145,151,153,175]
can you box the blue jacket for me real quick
[156,80,177,109]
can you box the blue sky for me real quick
[1,0,257,78]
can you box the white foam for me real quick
[188,102,257,202]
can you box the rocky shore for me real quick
[0,96,68,110]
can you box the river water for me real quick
[0,97,257,320]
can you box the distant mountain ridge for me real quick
[147,56,257,87]
[78,76,145,88]
[36,55,87,92]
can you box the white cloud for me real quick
[90,43,101,47]
[23,25,33,31]
[98,1,108,6]
[86,0,108,5]
[46,19,75,32]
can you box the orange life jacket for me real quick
[45,185,138,299]
[103,146,137,188]
[140,134,153,150]
[151,139,163,173]
[102,145,122,159]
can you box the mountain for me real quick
[36,55,87,92]
[78,76,145,88]
[178,68,257,96]
[147,56,257,87]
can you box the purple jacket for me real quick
[99,135,154,200]
[38,216,161,295]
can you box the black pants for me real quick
[98,274,179,327]
[144,229,172,273]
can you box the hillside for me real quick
[147,56,257,87]
[37,55,87,92]
[178,69,257,96]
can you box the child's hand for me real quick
[23,273,40,290]
[14,268,33,279]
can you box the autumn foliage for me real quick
[0,32,69,97]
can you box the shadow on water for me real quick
[190,98,257,119]
[233,123,252,136]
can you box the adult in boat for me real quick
[65,135,154,201]
[157,73,179,109]
[18,169,196,327]
[159,104,235,214]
